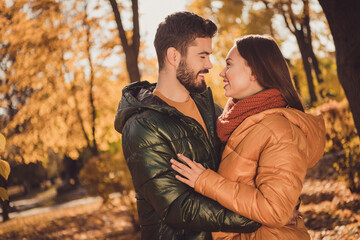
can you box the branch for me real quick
[303,0,311,40]
[131,0,140,55]
[84,2,98,155]
[261,0,275,36]
[72,84,92,151]
[286,0,299,32]
[108,0,129,51]
[282,10,295,34]
[61,51,92,151]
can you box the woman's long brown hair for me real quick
[236,35,305,112]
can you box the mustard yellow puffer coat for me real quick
[194,108,326,240]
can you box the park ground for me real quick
[0,154,359,240]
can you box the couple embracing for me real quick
[115,11,325,240]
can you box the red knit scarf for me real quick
[217,89,287,143]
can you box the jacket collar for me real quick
[114,81,215,135]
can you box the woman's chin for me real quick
[224,91,231,98]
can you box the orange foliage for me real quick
[0,1,147,167]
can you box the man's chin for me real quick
[188,82,207,93]
[178,76,207,93]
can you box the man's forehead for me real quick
[188,37,212,52]
[191,37,212,45]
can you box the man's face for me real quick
[176,37,213,93]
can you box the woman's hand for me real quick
[170,153,206,188]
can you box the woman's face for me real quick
[219,45,264,99]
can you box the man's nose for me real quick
[204,58,213,69]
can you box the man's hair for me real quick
[154,11,217,70]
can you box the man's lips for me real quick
[197,70,209,78]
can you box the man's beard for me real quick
[176,59,208,93]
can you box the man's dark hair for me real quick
[154,11,217,70]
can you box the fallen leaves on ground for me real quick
[1,156,359,239]
[0,198,140,240]
[301,176,360,239]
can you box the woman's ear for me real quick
[166,47,181,67]
[250,72,257,82]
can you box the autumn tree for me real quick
[0,0,65,163]
[1,0,125,167]
[318,0,360,137]
[0,1,27,126]
[265,0,325,105]
[108,0,140,83]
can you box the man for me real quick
[114,11,261,239]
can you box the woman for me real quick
[170,35,325,239]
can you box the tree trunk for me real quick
[72,89,93,153]
[280,1,318,105]
[309,47,324,85]
[1,200,9,222]
[109,0,141,83]
[0,172,10,222]
[84,4,99,156]
[318,0,360,137]
[294,30,318,104]
[124,50,141,83]
[304,13,324,85]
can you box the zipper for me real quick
[172,110,212,148]
[165,99,214,154]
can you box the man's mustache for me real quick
[198,69,209,74]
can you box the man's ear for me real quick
[166,47,181,67]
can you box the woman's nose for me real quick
[219,67,226,78]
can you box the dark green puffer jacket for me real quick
[114,81,261,240]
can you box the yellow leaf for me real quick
[0,160,11,180]
[0,187,9,201]
[0,133,5,151]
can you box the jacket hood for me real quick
[244,108,326,168]
[114,81,164,134]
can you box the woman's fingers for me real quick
[171,160,185,172]
[177,153,195,167]
[175,175,193,187]
[171,158,188,170]
[170,159,190,176]
[170,159,195,187]
[170,154,206,189]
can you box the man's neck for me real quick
[156,71,190,102]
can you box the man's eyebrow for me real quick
[198,51,211,55]
[226,57,232,61]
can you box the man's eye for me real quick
[200,56,206,59]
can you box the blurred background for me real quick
[0,0,359,239]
